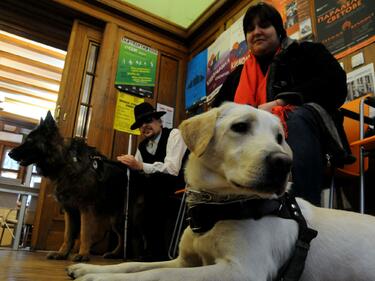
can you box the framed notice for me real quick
[346,63,375,101]
[314,0,375,57]
[115,38,158,98]
[157,103,174,129]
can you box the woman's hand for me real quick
[117,155,143,170]
[258,99,285,112]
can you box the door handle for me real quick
[55,105,61,122]
[55,105,61,118]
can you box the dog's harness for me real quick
[186,191,318,281]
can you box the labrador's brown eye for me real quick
[277,133,283,144]
[231,122,249,134]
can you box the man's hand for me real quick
[117,155,143,170]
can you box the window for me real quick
[1,147,20,179]
[74,42,100,139]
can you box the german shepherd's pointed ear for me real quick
[179,108,219,157]
[40,111,57,131]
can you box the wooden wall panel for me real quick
[156,55,179,108]
[338,43,375,75]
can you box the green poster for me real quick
[115,37,158,98]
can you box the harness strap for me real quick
[276,194,318,281]
[187,192,318,281]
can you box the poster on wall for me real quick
[267,0,312,40]
[295,0,312,39]
[115,38,158,98]
[206,30,231,103]
[346,63,375,102]
[228,15,249,71]
[284,0,300,36]
[157,103,174,129]
[185,49,207,110]
[314,0,375,57]
[113,92,144,135]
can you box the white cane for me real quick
[123,134,132,259]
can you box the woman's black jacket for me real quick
[212,38,347,111]
[212,38,353,167]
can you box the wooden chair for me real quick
[0,191,20,246]
[330,93,375,213]
[0,208,18,246]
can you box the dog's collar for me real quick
[186,192,318,281]
[186,189,261,204]
[187,191,288,233]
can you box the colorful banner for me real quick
[206,27,231,102]
[113,92,144,135]
[228,15,249,71]
[115,38,158,98]
[185,49,207,110]
[314,0,375,56]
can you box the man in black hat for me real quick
[117,102,188,261]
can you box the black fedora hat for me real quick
[130,102,166,130]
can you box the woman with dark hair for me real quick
[212,2,351,205]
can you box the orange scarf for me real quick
[234,53,268,106]
[234,53,294,137]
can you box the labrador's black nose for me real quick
[266,152,292,177]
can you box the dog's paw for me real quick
[66,263,97,279]
[46,251,68,260]
[72,254,90,262]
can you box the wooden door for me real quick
[31,21,103,250]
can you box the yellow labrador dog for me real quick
[67,102,375,281]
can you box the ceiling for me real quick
[121,0,217,28]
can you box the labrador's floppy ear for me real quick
[179,108,219,157]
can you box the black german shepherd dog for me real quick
[9,111,128,262]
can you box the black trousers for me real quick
[127,171,182,261]
[286,106,325,206]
